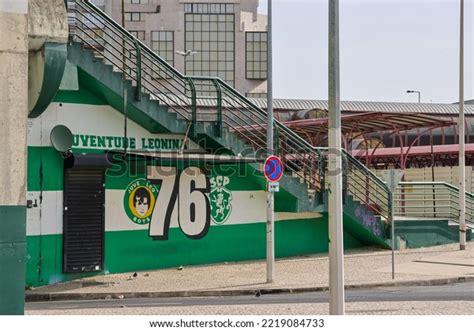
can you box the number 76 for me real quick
[148,166,211,240]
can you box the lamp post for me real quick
[175,50,198,57]
[406,90,421,103]
[176,50,198,74]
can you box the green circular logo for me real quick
[123,179,159,225]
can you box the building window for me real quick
[124,12,143,22]
[246,92,267,99]
[151,31,174,67]
[130,30,145,41]
[127,0,149,4]
[246,32,267,80]
[185,13,235,87]
[184,3,234,14]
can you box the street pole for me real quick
[390,176,396,280]
[458,0,466,250]
[328,0,345,315]
[266,0,275,283]
[121,0,125,26]
[383,169,403,281]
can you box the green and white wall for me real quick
[26,81,367,288]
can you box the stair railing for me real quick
[71,0,391,219]
[395,182,474,226]
[72,0,195,121]
[341,150,391,219]
[71,0,325,191]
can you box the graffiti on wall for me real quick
[355,205,382,236]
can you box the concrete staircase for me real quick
[68,0,394,246]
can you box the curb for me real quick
[25,276,474,303]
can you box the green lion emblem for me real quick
[209,176,233,225]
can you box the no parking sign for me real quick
[264,155,283,192]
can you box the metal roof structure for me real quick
[351,143,474,159]
[248,98,474,115]
[351,143,474,168]
[231,112,454,148]
[153,94,474,115]
[282,112,454,142]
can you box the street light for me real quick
[406,90,421,103]
[175,50,197,77]
[175,50,198,57]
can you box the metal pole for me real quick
[430,131,436,217]
[458,0,466,250]
[121,0,126,74]
[391,205,395,279]
[124,87,128,155]
[121,0,125,27]
[266,0,275,283]
[390,174,395,280]
[328,0,345,315]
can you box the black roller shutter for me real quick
[63,168,105,273]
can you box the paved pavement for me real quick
[26,301,473,315]
[27,242,474,302]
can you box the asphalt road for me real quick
[26,282,474,311]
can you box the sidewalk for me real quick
[26,242,474,302]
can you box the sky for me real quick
[257,0,473,104]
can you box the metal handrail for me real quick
[71,0,392,220]
[395,181,474,225]
[81,0,187,80]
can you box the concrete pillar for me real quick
[0,0,29,315]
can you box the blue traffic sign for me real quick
[264,155,283,182]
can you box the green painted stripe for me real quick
[27,147,64,192]
[54,89,108,105]
[28,147,266,192]
[0,206,27,314]
[26,234,99,287]
[25,216,365,287]
[395,220,473,248]
[0,242,26,314]
[0,205,26,244]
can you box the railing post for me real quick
[134,39,142,102]
[341,151,347,204]
[389,189,395,279]
[187,78,197,138]
[318,149,326,204]
[212,79,223,138]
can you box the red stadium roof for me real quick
[351,143,474,158]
